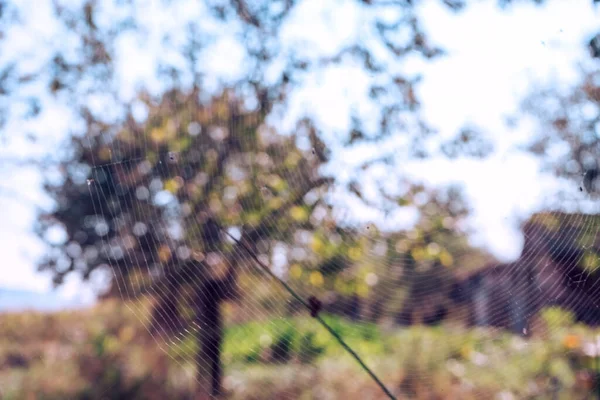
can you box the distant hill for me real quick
[0,287,91,312]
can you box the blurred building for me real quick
[454,212,600,333]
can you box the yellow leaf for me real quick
[440,250,454,267]
[104,335,120,354]
[583,251,600,273]
[311,237,324,254]
[309,271,324,287]
[150,127,165,143]
[164,178,180,194]
[246,213,260,226]
[175,136,191,152]
[460,344,472,360]
[268,197,283,210]
[348,247,362,261]
[290,206,308,222]
[411,247,425,261]
[285,152,301,168]
[290,264,303,279]
[269,175,286,192]
[356,283,369,298]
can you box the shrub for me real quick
[298,332,325,364]
[541,307,575,329]
[270,328,296,363]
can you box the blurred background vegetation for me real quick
[1,0,600,399]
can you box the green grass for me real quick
[219,314,382,365]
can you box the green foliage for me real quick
[270,327,296,363]
[244,347,261,364]
[298,332,325,364]
[541,307,576,329]
[220,314,380,366]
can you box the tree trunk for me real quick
[195,283,223,399]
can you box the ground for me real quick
[0,299,598,399]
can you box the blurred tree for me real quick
[36,86,335,396]
[360,184,492,325]
[516,18,600,191]
[34,84,496,397]
[521,68,600,188]
[377,185,481,325]
[284,181,493,325]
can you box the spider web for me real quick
[1,0,598,398]
[79,87,600,399]
[81,95,421,398]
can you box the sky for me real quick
[0,0,599,311]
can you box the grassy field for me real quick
[1,300,599,399]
